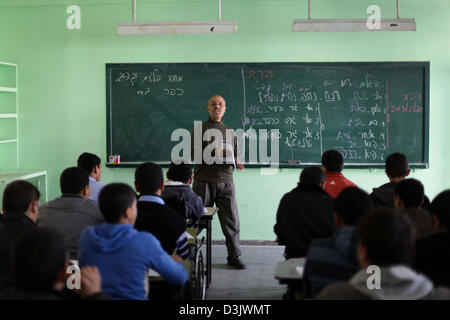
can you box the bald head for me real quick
[208,95,225,105]
[207,95,227,122]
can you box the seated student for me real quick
[0,181,40,282]
[161,161,204,221]
[303,187,373,298]
[414,190,450,287]
[78,183,187,300]
[394,178,433,241]
[38,167,104,259]
[371,152,431,210]
[0,227,109,300]
[77,152,105,202]
[321,150,357,198]
[134,162,190,260]
[274,167,335,259]
[316,209,450,300]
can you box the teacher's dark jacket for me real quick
[274,184,336,259]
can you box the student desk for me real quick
[198,207,218,288]
[148,260,191,300]
[274,258,306,300]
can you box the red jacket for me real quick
[323,172,357,198]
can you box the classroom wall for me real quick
[1,0,449,240]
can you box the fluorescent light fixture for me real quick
[117,20,237,35]
[117,0,237,35]
[292,18,416,32]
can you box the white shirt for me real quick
[88,176,105,202]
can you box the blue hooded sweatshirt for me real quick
[79,223,187,300]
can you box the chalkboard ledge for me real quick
[106,162,429,169]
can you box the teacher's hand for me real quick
[236,160,245,170]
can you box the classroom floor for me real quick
[205,245,287,300]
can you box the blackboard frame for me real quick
[106,61,430,169]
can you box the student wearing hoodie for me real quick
[78,183,187,300]
[316,209,450,300]
[303,187,373,298]
[414,190,450,287]
[371,153,430,211]
[161,161,204,221]
[321,150,357,198]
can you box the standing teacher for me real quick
[191,95,245,269]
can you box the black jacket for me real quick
[135,197,188,258]
[414,232,450,287]
[274,184,336,259]
[0,212,36,281]
[161,183,204,221]
[371,181,431,211]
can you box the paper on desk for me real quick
[275,258,306,279]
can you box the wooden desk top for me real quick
[203,207,218,217]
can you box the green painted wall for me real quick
[1,0,449,240]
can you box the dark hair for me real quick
[77,152,101,174]
[167,161,192,183]
[299,167,325,186]
[60,167,90,195]
[394,178,424,209]
[321,150,344,172]
[135,162,163,194]
[430,190,450,230]
[385,153,409,178]
[357,209,415,266]
[2,180,40,215]
[98,183,137,223]
[11,227,66,292]
[334,187,373,225]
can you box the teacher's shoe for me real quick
[227,257,245,270]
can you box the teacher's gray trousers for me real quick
[193,179,241,260]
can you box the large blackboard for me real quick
[106,62,429,168]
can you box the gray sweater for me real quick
[38,195,104,259]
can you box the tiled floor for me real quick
[205,245,287,300]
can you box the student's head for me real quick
[429,190,450,233]
[77,152,102,181]
[98,183,137,225]
[60,167,90,198]
[134,162,164,195]
[321,150,344,173]
[385,153,410,181]
[167,161,193,184]
[2,180,40,222]
[356,209,415,269]
[334,187,373,227]
[11,227,66,292]
[394,178,424,210]
[298,167,326,187]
